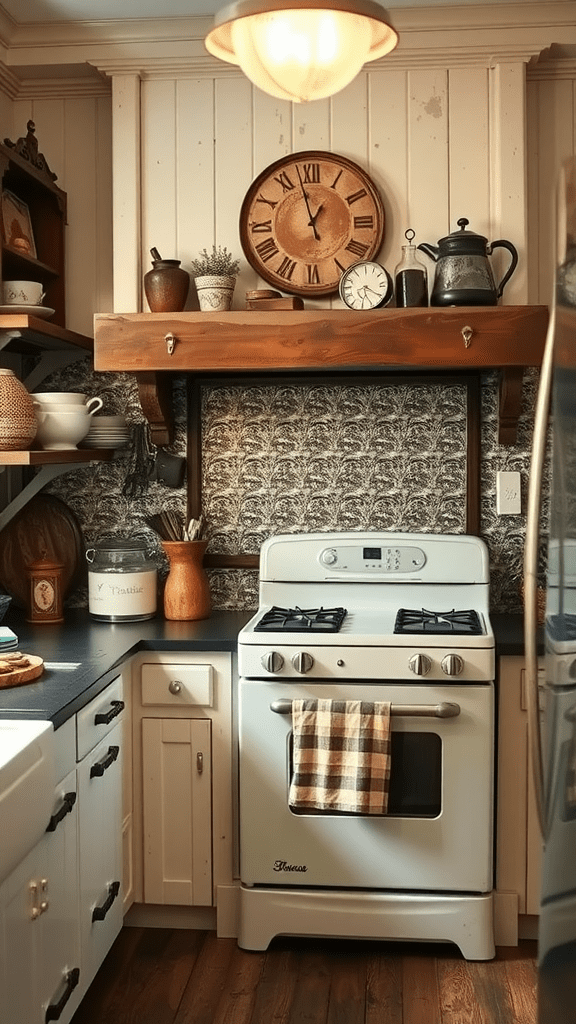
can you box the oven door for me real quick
[239,678,494,892]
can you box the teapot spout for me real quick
[417,242,439,262]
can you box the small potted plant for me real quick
[191,245,240,311]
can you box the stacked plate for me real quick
[0,626,18,653]
[80,415,131,449]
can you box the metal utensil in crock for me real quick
[417,217,518,306]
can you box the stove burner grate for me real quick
[255,606,348,633]
[395,607,483,636]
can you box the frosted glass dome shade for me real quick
[205,0,398,103]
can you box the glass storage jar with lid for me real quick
[86,538,157,621]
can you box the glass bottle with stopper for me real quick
[394,229,428,307]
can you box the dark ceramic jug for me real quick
[144,247,190,312]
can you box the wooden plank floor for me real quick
[70,929,538,1024]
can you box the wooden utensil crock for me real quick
[161,540,211,621]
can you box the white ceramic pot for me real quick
[194,275,235,311]
[32,392,102,412]
[34,402,102,450]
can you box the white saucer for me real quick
[0,304,55,318]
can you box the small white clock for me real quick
[338,260,393,310]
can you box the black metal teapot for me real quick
[417,218,518,306]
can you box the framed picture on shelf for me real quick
[1,189,36,257]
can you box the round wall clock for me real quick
[239,151,385,298]
[338,261,393,310]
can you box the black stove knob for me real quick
[408,653,432,676]
[261,651,284,673]
[441,653,464,676]
[292,651,314,674]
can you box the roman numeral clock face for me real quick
[239,151,385,298]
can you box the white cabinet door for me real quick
[142,717,212,906]
[77,720,123,993]
[0,768,80,1024]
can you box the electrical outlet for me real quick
[496,471,521,515]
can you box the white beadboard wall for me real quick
[136,64,515,313]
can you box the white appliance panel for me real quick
[239,678,494,893]
[238,642,495,681]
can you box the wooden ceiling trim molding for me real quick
[3,5,573,84]
[14,76,112,99]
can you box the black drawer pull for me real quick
[92,880,120,922]
[45,792,77,833]
[90,745,120,778]
[94,699,125,725]
[45,966,80,1022]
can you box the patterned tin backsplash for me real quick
[37,358,547,614]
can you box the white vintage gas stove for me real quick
[237,531,496,960]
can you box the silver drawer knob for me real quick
[408,653,431,676]
[292,651,314,674]
[168,680,182,694]
[261,651,284,673]
[441,653,464,676]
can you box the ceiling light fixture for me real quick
[205,0,398,103]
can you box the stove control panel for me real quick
[319,544,426,574]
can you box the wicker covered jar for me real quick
[0,368,37,450]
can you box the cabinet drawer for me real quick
[76,677,124,761]
[141,664,213,707]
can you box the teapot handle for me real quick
[489,239,518,298]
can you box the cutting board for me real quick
[0,654,44,688]
[0,494,85,608]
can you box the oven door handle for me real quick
[270,699,460,718]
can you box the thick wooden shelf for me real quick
[0,449,115,465]
[94,305,549,446]
[0,314,93,354]
[94,306,548,373]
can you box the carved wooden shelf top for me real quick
[94,306,548,373]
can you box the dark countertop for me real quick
[491,612,531,656]
[0,608,533,729]
[0,608,251,727]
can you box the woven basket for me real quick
[0,368,37,450]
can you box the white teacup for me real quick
[34,401,103,450]
[33,393,103,415]
[3,281,45,306]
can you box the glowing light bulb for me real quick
[206,1,398,103]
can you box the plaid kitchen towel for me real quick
[288,699,391,814]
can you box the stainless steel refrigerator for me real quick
[525,157,576,1023]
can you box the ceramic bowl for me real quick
[33,394,103,415]
[3,281,45,306]
[34,407,95,450]
[90,415,126,426]
[33,392,87,404]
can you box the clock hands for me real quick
[360,284,382,299]
[296,165,320,241]
[307,202,324,234]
